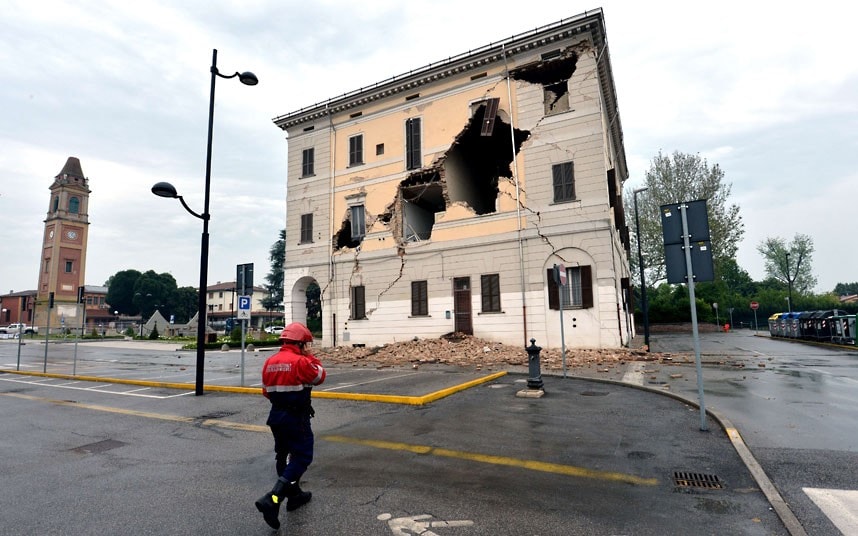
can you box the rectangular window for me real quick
[351,285,366,320]
[208,292,213,299]
[552,162,575,202]
[349,135,364,166]
[406,117,421,170]
[219,291,223,298]
[376,143,384,156]
[350,205,366,240]
[300,213,313,243]
[65,260,73,273]
[547,265,593,309]
[480,274,501,313]
[411,281,428,316]
[302,148,314,177]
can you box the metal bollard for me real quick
[526,338,544,390]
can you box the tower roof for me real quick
[57,156,84,179]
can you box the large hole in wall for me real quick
[511,51,579,115]
[333,218,361,249]
[443,102,530,215]
[400,169,444,241]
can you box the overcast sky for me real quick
[2,0,856,298]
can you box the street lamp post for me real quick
[152,49,257,396]
[633,187,650,351]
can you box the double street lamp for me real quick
[152,49,257,396]
[633,187,650,351]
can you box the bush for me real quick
[229,326,242,342]
[149,325,159,339]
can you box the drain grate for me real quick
[579,391,610,396]
[673,471,723,489]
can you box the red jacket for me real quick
[261,344,326,401]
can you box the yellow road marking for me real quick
[322,434,659,486]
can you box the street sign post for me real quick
[237,295,252,386]
[750,301,759,332]
[553,264,568,377]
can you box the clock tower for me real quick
[34,157,91,331]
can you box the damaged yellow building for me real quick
[273,8,633,349]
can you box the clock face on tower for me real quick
[49,230,54,239]
[66,230,77,240]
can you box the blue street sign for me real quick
[237,295,251,320]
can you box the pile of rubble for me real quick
[315,333,664,371]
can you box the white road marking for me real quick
[378,513,474,535]
[0,376,186,399]
[323,372,421,391]
[803,487,858,535]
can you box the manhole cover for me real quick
[673,471,723,490]
[71,439,127,455]
[579,391,609,396]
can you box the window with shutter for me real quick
[411,281,428,316]
[547,265,593,309]
[480,274,501,313]
[552,162,575,202]
[300,214,313,243]
[349,135,364,166]
[302,148,314,177]
[406,117,421,170]
[351,286,366,319]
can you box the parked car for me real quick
[264,325,284,335]
[0,323,38,335]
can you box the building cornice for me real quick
[273,9,607,130]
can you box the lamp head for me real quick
[238,71,258,86]
[152,182,179,198]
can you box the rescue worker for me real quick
[255,322,326,530]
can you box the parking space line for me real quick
[321,434,659,486]
[323,372,422,391]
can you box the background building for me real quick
[33,157,91,333]
[273,9,633,349]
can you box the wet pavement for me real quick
[2,335,847,534]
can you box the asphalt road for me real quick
[0,336,788,535]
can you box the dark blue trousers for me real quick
[267,410,314,483]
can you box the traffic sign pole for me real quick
[750,301,759,332]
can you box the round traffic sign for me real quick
[750,301,759,310]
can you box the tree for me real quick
[132,270,178,319]
[625,151,744,287]
[757,233,817,295]
[833,282,858,296]
[170,286,198,324]
[262,229,286,312]
[105,269,142,314]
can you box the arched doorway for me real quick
[286,276,322,339]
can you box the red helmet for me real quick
[279,322,313,343]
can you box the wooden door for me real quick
[453,277,473,335]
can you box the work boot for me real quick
[285,480,312,512]
[255,477,288,529]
